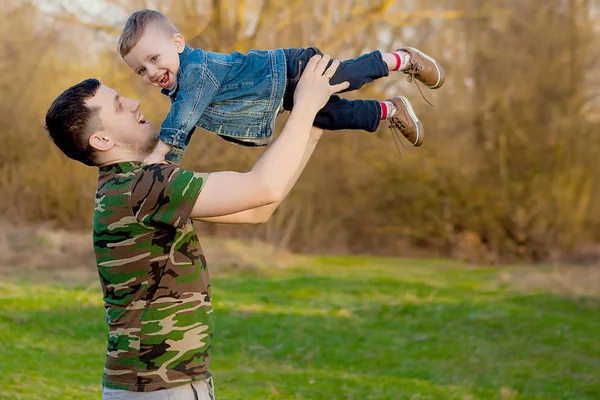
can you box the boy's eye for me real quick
[138,68,146,76]
[151,55,158,62]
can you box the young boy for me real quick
[118,9,444,165]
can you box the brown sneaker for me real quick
[387,96,424,147]
[397,47,445,89]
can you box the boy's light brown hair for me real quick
[118,9,179,57]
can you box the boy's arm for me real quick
[160,64,220,164]
[194,127,323,224]
[190,55,349,219]
[144,141,173,165]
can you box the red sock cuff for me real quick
[392,52,402,71]
[380,102,388,120]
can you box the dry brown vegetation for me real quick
[0,222,305,284]
[2,222,598,298]
[1,0,600,263]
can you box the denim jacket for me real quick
[160,46,287,164]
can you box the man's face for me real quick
[123,25,184,91]
[86,85,158,156]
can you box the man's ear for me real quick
[173,33,186,53]
[89,132,114,152]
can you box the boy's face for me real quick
[123,25,185,92]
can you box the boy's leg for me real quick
[281,47,389,111]
[325,50,389,92]
[325,47,445,93]
[281,47,444,111]
[280,47,434,144]
[314,95,424,146]
[314,96,381,132]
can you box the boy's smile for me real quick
[123,24,185,92]
[155,71,172,89]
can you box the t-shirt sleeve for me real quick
[130,164,208,229]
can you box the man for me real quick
[45,55,348,399]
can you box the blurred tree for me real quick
[1,0,598,262]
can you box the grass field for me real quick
[0,255,598,399]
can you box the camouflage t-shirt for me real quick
[93,161,212,392]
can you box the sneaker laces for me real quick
[405,60,434,107]
[388,117,408,155]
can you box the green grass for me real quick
[0,256,598,399]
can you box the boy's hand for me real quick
[293,55,350,115]
[142,152,166,165]
[143,141,172,165]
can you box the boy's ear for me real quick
[173,33,185,53]
[89,132,114,152]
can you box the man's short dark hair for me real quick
[45,78,103,166]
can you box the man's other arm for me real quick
[189,55,348,219]
[194,127,323,224]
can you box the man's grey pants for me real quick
[102,378,215,400]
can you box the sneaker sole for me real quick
[406,47,445,89]
[398,96,424,146]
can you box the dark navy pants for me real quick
[281,47,389,132]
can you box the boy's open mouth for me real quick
[157,72,171,89]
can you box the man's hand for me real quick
[293,55,350,115]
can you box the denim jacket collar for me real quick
[161,46,196,98]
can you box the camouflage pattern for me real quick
[93,161,212,392]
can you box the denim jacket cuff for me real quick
[164,147,185,165]
[159,128,189,146]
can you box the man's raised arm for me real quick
[195,126,324,224]
[190,55,349,219]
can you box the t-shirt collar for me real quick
[98,161,142,174]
